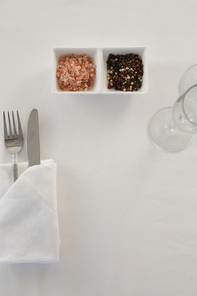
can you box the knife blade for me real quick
[27,109,40,166]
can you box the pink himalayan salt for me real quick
[56,54,96,91]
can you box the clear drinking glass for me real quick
[149,84,197,151]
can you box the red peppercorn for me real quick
[112,81,115,84]
[108,83,111,89]
[121,74,124,77]
[139,70,142,73]
[126,88,129,91]
[135,56,138,59]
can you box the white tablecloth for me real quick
[1,0,197,295]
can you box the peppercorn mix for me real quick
[107,53,143,91]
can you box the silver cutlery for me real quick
[3,111,24,182]
[27,109,40,167]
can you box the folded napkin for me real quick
[0,159,60,264]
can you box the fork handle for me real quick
[13,164,18,182]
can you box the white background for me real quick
[1,0,197,295]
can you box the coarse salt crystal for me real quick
[56,54,96,91]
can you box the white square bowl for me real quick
[101,47,148,94]
[52,47,100,94]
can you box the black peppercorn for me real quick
[106,53,144,92]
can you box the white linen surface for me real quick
[0,159,60,263]
[2,0,197,295]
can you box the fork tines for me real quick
[3,111,23,139]
[3,111,24,182]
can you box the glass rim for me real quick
[179,64,197,94]
[182,83,197,126]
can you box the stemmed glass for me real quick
[149,65,197,151]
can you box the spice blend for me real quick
[56,54,96,91]
[106,53,144,91]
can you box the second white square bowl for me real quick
[101,47,148,94]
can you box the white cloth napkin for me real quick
[0,159,60,264]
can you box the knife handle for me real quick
[13,163,18,182]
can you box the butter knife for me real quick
[27,109,40,166]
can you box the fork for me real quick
[3,111,24,182]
